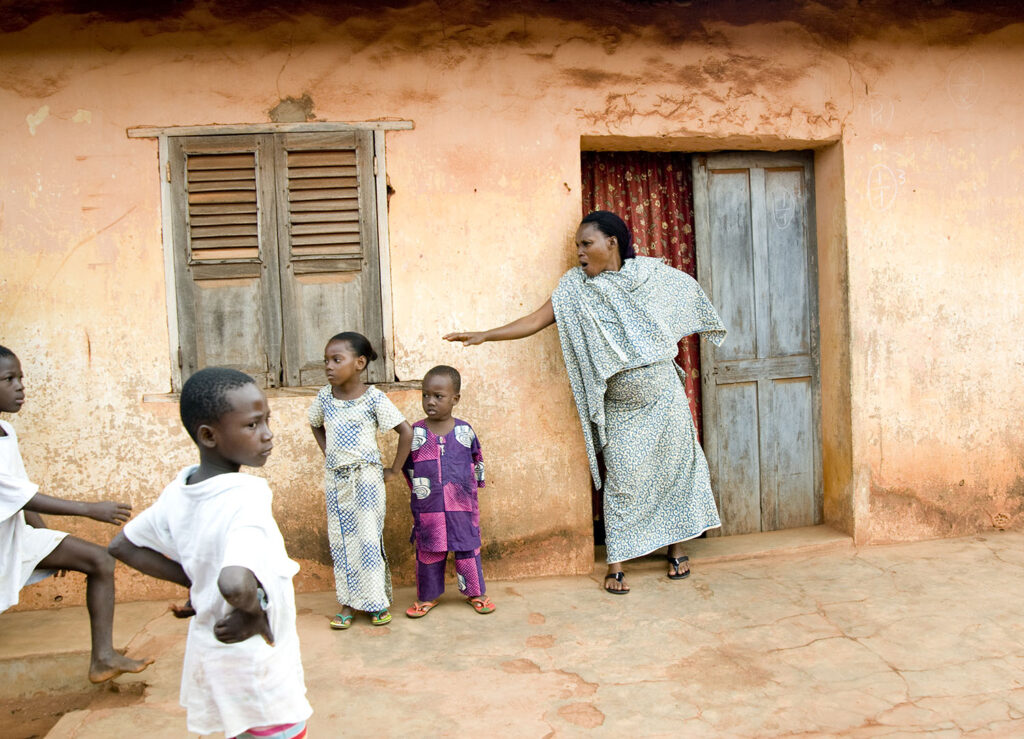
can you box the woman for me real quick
[444,211,726,593]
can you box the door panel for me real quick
[693,151,822,534]
[709,171,758,362]
[772,377,816,529]
[765,168,811,357]
[716,382,761,535]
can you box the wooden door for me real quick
[692,152,822,535]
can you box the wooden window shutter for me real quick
[169,134,283,388]
[274,131,386,386]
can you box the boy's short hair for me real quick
[180,367,256,442]
[0,345,15,360]
[424,365,461,394]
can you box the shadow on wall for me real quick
[2,0,1021,45]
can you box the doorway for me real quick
[581,149,823,540]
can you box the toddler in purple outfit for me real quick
[402,365,495,618]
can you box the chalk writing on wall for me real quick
[867,163,906,212]
[867,94,895,128]
[769,186,796,230]
[946,59,984,110]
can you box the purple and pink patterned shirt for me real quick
[402,419,485,552]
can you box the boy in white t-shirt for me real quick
[108,367,312,739]
[0,345,152,684]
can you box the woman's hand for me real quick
[443,331,488,346]
[88,501,132,526]
[444,301,554,345]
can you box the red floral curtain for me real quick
[581,151,704,441]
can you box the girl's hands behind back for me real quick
[88,501,132,526]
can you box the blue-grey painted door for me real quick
[692,152,822,535]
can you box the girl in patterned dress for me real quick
[309,332,412,629]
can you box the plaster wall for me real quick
[1,2,1022,608]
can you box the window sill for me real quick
[142,381,422,404]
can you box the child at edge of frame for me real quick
[0,344,153,684]
[308,331,412,631]
[402,365,495,619]
[108,367,312,739]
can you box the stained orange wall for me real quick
[1,3,1022,608]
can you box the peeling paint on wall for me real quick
[25,104,48,134]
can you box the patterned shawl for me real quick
[551,256,727,488]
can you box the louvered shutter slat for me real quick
[289,210,359,224]
[190,213,259,227]
[290,222,360,236]
[289,165,358,178]
[289,177,359,190]
[291,233,361,246]
[288,188,358,202]
[287,151,356,167]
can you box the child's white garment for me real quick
[0,420,68,612]
[123,467,312,737]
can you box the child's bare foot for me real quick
[89,652,155,684]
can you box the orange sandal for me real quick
[405,601,438,619]
[467,596,495,614]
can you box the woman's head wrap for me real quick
[580,210,636,262]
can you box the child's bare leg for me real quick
[37,536,154,683]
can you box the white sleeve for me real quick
[0,472,38,523]
[122,496,179,563]
[221,483,294,582]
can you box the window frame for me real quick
[129,121,411,392]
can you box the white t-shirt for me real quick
[123,467,312,737]
[0,420,68,612]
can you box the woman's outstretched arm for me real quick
[444,298,555,346]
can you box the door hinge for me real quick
[177,347,183,368]
[166,161,172,183]
[373,155,378,176]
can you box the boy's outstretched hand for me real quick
[214,607,274,646]
[88,501,132,526]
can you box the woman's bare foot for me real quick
[89,652,155,684]
[603,565,629,594]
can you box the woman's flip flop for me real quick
[329,613,354,630]
[405,601,438,619]
[370,609,393,626]
[604,571,630,594]
[667,555,690,580]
